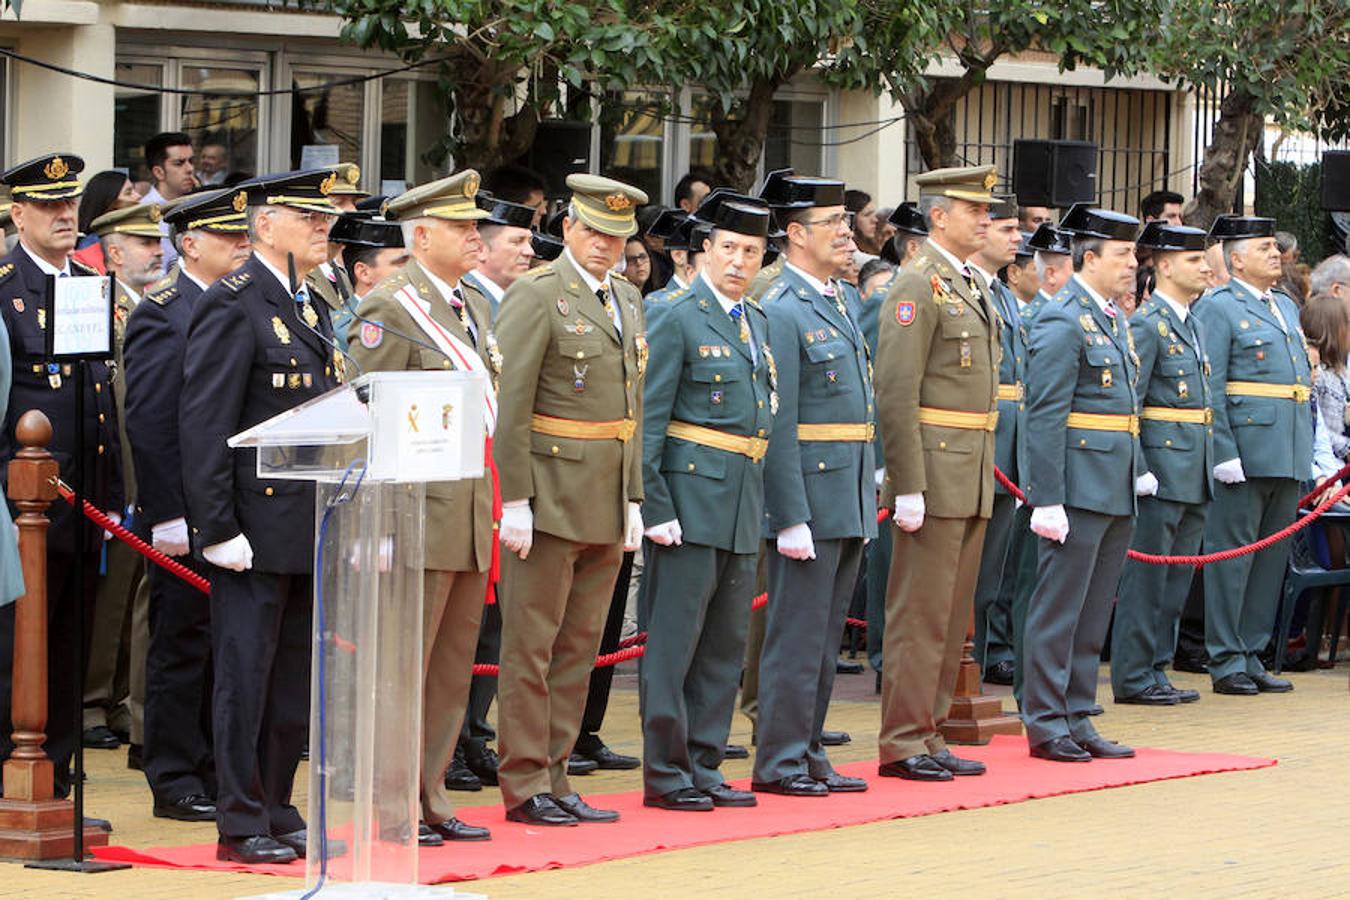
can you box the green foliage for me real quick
[1255,158,1333,264]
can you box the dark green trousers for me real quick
[1008,504,1036,709]
[973,492,1017,669]
[864,522,891,673]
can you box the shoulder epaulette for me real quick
[145,283,178,306]
[70,259,99,277]
[0,262,14,284]
[525,264,557,280]
[760,279,788,302]
[744,296,763,311]
[147,272,176,294]
[221,271,252,292]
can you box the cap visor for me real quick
[576,205,637,237]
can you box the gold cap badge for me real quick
[44,156,70,180]
[605,193,633,212]
[232,191,247,213]
[464,172,480,198]
[983,171,997,191]
[319,172,337,195]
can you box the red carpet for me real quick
[94,735,1274,883]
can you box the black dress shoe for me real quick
[576,745,641,770]
[820,729,851,746]
[275,829,349,860]
[126,743,143,771]
[815,772,868,792]
[552,793,619,823]
[1086,704,1104,716]
[216,835,297,865]
[702,783,757,806]
[1250,671,1293,693]
[1162,683,1201,703]
[984,659,1015,685]
[643,787,714,811]
[1078,735,1135,759]
[1114,684,1180,706]
[723,744,749,760]
[445,748,483,792]
[836,659,864,675]
[930,749,986,776]
[1173,651,1209,673]
[1213,673,1259,695]
[417,822,444,846]
[84,816,113,832]
[1029,737,1091,763]
[464,744,500,786]
[877,755,953,781]
[506,794,578,826]
[153,793,216,822]
[566,754,599,776]
[428,816,491,841]
[82,725,121,750]
[751,774,828,796]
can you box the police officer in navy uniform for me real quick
[180,170,343,864]
[0,153,122,801]
[124,187,253,821]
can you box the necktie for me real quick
[1264,293,1286,332]
[729,303,756,362]
[1104,300,1119,336]
[450,287,477,347]
[598,286,621,335]
[296,286,319,330]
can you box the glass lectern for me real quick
[230,371,488,899]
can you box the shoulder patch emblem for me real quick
[360,320,383,349]
[896,301,916,326]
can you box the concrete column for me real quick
[12,21,115,170]
[834,89,909,204]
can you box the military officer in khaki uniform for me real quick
[875,166,999,782]
[307,163,365,343]
[348,170,498,845]
[493,174,647,826]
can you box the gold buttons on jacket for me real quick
[265,487,274,496]
[551,445,560,455]
[818,462,826,470]
[97,444,105,455]
[687,462,695,471]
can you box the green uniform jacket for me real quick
[641,275,772,554]
[746,257,784,303]
[307,262,355,346]
[856,284,888,464]
[1024,277,1142,516]
[761,265,877,539]
[347,259,499,572]
[989,279,1028,490]
[1191,280,1312,481]
[1130,295,1215,505]
[875,239,998,519]
[493,252,645,545]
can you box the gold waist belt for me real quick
[666,421,768,462]
[1225,381,1311,402]
[1065,412,1139,435]
[997,383,1024,402]
[918,407,999,432]
[796,422,875,442]
[1140,406,1212,424]
[531,413,637,442]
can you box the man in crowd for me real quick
[675,171,713,215]
[180,169,342,863]
[1002,232,1041,307]
[1018,205,1053,233]
[485,164,549,228]
[463,192,537,316]
[875,166,999,782]
[1022,204,1141,763]
[125,187,252,821]
[1194,215,1310,696]
[493,174,646,826]
[1111,221,1213,707]
[331,213,407,306]
[1309,254,1350,301]
[141,132,198,270]
[350,170,499,846]
[639,192,772,811]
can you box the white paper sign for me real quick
[51,275,112,357]
[300,144,341,170]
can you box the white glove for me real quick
[1135,472,1159,497]
[203,533,254,571]
[892,493,925,532]
[151,517,190,557]
[103,510,122,542]
[874,468,886,488]
[500,501,533,560]
[624,502,644,552]
[1213,457,1246,484]
[1030,504,1070,544]
[776,522,817,561]
[644,518,683,546]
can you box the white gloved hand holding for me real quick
[499,501,533,560]
[1030,504,1070,544]
[624,502,644,552]
[644,519,683,547]
[151,517,190,557]
[874,468,886,488]
[776,522,816,561]
[103,510,122,542]
[203,533,254,571]
[1213,457,1246,484]
[892,493,925,532]
[1135,472,1160,497]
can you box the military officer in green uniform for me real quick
[745,169,795,301]
[1022,204,1142,763]
[638,193,773,811]
[1193,215,1310,696]
[1111,222,1214,706]
[874,166,999,782]
[493,174,647,826]
[348,170,499,845]
[306,163,364,343]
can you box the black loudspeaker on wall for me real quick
[527,120,592,199]
[1322,151,1350,211]
[1012,139,1099,208]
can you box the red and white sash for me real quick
[393,282,497,436]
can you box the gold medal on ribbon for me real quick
[302,301,320,330]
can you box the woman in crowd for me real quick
[73,170,142,272]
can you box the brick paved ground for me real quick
[2,662,1346,897]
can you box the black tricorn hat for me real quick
[531,230,564,262]
[1137,221,1207,252]
[1207,214,1276,242]
[692,190,770,239]
[329,212,404,248]
[475,191,536,229]
[766,175,846,211]
[757,168,796,204]
[887,201,928,236]
[1060,203,1140,241]
[1014,231,1036,259]
[1027,222,1073,256]
[647,208,691,244]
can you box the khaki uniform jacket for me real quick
[347,259,498,573]
[875,239,998,519]
[112,280,139,501]
[493,252,646,545]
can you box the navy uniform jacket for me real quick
[989,279,1028,489]
[0,247,122,555]
[761,265,877,540]
[179,254,342,573]
[123,269,204,536]
[1191,280,1312,481]
[641,276,773,554]
[1024,277,1141,517]
[1130,295,1215,505]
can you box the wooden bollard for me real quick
[0,410,108,859]
[940,612,1023,745]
